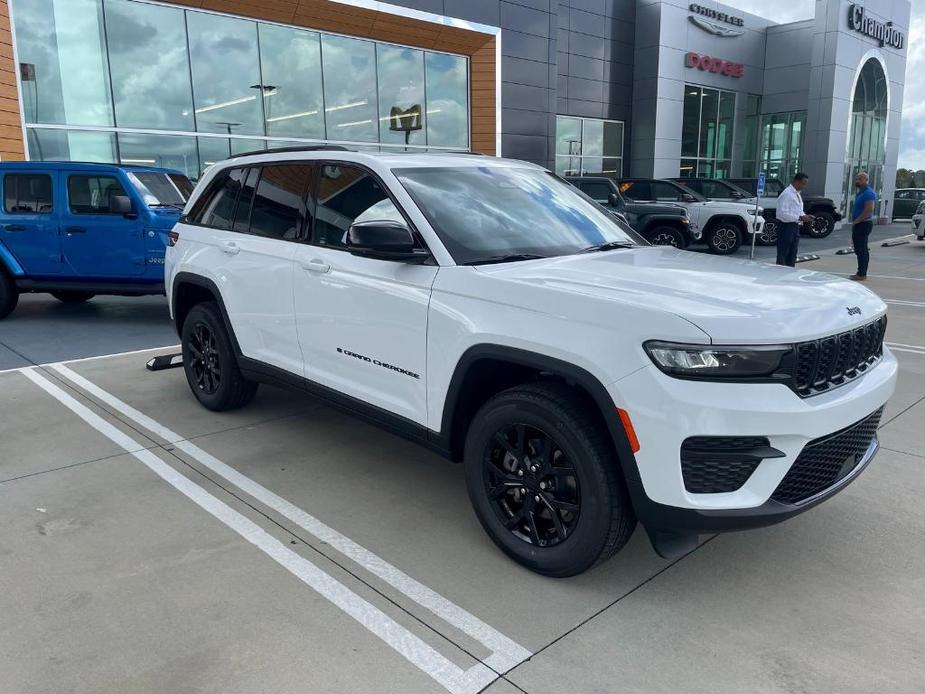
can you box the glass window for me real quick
[424,53,468,148]
[651,181,683,201]
[619,180,650,200]
[12,0,113,126]
[103,0,194,131]
[232,167,258,233]
[555,157,581,176]
[258,24,325,140]
[128,171,192,207]
[187,11,263,136]
[395,167,640,264]
[698,89,719,159]
[118,133,199,181]
[682,87,701,158]
[192,168,245,228]
[717,92,735,160]
[579,181,613,202]
[27,128,117,163]
[4,174,54,214]
[377,45,426,148]
[555,116,624,179]
[249,164,312,240]
[582,120,604,157]
[322,35,378,143]
[315,164,391,249]
[556,117,581,155]
[67,175,129,215]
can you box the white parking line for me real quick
[49,364,531,676]
[886,299,925,308]
[0,345,181,376]
[887,342,925,355]
[23,368,501,694]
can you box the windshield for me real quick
[394,167,643,264]
[128,171,193,207]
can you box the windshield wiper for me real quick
[462,253,548,266]
[576,241,640,254]
[148,202,184,210]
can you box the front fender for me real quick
[0,240,24,276]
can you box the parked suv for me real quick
[913,200,924,240]
[0,161,193,319]
[729,177,843,239]
[167,148,896,577]
[567,176,698,248]
[616,178,764,255]
[893,188,925,219]
[672,177,776,246]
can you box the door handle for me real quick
[220,240,240,255]
[65,226,87,235]
[301,258,330,273]
[4,224,26,232]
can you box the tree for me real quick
[897,168,913,188]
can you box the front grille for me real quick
[793,316,886,397]
[681,436,779,494]
[771,407,883,504]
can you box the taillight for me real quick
[167,230,179,247]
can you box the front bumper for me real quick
[607,349,897,537]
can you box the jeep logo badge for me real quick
[847,306,862,316]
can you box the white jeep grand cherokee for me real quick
[166,148,896,577]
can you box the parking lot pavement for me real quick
[1,238,924,693]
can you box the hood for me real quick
[474,247,886,344]
[147,207,183,228]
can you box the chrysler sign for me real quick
[685,52,744,78]
[848,4,905,49]
[688,4,744,27]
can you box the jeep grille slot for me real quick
[793,316,886,397]
[681,437,784,494]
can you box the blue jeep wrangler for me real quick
[0,161,193,319]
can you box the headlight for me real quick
[644,341,792,380]
[757,207,764,216]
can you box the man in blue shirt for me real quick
[849,172,877,281]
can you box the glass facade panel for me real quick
[322,35,378,143]
[554,116,624,179]
[681,84,735,177]
[259,24,325,140]
[844,59,889,218]
[377,45,426,148]
[104,0,195,131]
[14,0,470,165]
[424,53,469,148]
[187,12,264,136]
[27,128,117,163]
[752,110,807,183]
[117,133,199,181]
[13,0,113,127]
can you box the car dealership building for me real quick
[0,0,910,216]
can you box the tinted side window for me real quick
[580,181,612,201]
[315,164,397,249]
[681,180,704,195]
[619,180,650,200]
[191,168,245,229]
[4,174,53,214]
[249,164,312,241]
[232,167,258,233]
[650,181,682,201]
[67,175,129,215]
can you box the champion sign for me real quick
[685,52,744,79]
[847,4,905,50]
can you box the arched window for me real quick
[844,58,888,215]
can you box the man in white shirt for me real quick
[775,173,815,267]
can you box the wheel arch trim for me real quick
[171,272,243,355]
[0,241,24,277]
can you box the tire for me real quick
[643,225,686,249]
[0,269,18,320]
[707,221,743,255]
[51,291,95,303]
[463,381,636,577]
[181,302,258,411]
[757,218,778,246]
[806,211,835,238]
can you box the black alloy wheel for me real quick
[181,302,258,411]
[645,226,686,249]
[483,423,581,548]
[464,382,636,577]
[807,211,835,238]
[189,321,222,395]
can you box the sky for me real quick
[735,0,925,170]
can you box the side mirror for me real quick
[681,193,696,203]
[109,194,135,217]
[608,192,624,209]
[346,220,428,261]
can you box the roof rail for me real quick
[228,144,352,159]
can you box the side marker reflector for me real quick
[617,408,640,453]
